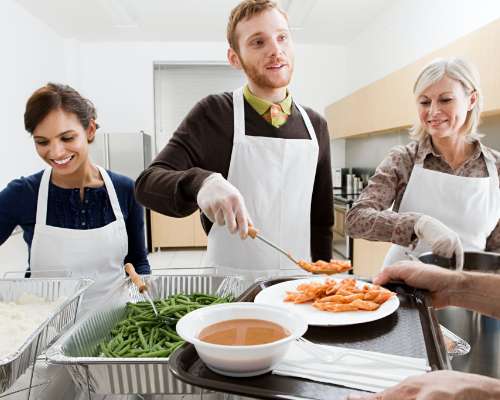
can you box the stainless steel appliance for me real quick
[419,251,500,378]
[89,131,153,250]
[89,131,152,180]
[332,194,355,260]
[332,168,375,260]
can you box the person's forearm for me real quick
[124,199,151,274]
[345,203,420,247]
[469,373,500,399]
[451,272,500,318]
[0,187,21,245]
[135,166,210,217]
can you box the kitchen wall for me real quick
[5,0,500,182]
[345,131,409,169]
[344,0,500,96]
[0,0,78,188]
[344,113,500,170]
[336,0,500,169]
[0,1,83,268]
[479,114,500,150]
[77,41,347,138]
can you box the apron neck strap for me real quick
[35,168,52,225]
[295,103,317,144]
[480,143,500,188]
[233,87,318,146]
[233,87,246,143]
[35,166,125,226]
[96,166,124,221]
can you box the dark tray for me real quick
[169,276,451,400]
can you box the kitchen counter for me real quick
[333,190,360,205]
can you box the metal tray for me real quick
[46,274,247,396]
[0,278,93,394]
[169,276,451,400]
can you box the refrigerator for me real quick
[90,131,152,181]
[89,131,153,250]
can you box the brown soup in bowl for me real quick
[198,318,290,346]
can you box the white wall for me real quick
[5,0,500,181]
[0,0,73,189]
[79,42,227,136]
[333,0,500,169]
[0,0,80,267]
[344,0,500,96]
[78,41,346,141]
[290,44,347,114]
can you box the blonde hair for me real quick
[409,57,483,143]
[227,0,288,53]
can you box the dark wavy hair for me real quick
[24,83,99,142]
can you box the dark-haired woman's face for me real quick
[32,109,95,176]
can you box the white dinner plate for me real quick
[253,276,400,326]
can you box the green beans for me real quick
[98,292,232,358]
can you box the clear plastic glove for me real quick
[196,173,252,238]
[414,215,464,270]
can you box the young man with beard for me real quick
[135,0,333,280]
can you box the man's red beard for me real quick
[238,55,293,90]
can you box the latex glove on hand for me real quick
[414,215,464,270]
[197,173,252,239]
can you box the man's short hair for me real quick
[227,0,288,53]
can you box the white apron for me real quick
[384,144,500,266]
[205,87,319,281]
[30,165,128,314]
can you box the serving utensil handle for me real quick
[248,225,259,239]
[125,263,147,293]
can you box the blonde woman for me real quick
[345,58,500,269]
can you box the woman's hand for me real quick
[374,261,463,308]
[414,215,464,269]
[347,370,500,400]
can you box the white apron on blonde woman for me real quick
[383,146,500,268]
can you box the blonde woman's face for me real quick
[417,75,476,139]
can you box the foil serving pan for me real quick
[0,278,94,394]
[46,274,246,395]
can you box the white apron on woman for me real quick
[27,166,128,400]
[205,87,319,281]
[384,145,500,266]
[30,165,128,314]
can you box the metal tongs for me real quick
[247,226,300,265]
[124,263,159,316]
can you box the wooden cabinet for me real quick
[326,19,500,138]
[352,239,392,278]
[333,205,346,235]
[151,210,207,249]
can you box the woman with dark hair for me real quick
[0,83,150,312]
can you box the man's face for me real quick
[229,8,294,91]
